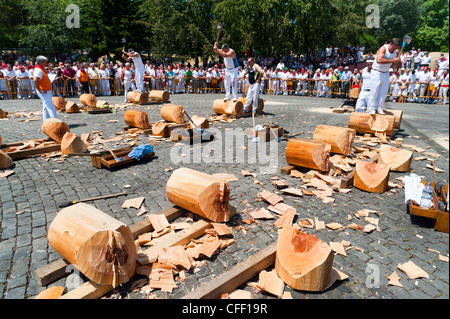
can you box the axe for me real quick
[400,35,412,55]
[215,24,222,44]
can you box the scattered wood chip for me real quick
[363,224,377,233]
[325,222,344,230]
[212,223,233,236]
[148,214,170,233]
[272,180,289,189]
[249,208,275,220]
[212,173,239,182]
[329,242,347,256]
[397,261,429,279]
[122,197,145,209]
[256,269,285,299]
[387,271,403,287]
[258,190,283,206]
[280,187,303,197]
[315,217,325,230]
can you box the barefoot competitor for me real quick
[213,42,239,102]
[242,58,264,113]
[33,55,57,121]
[122,48,145,92]
[367,38,402,114]
[355,59,374,113]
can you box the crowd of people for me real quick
[0,44,448,104]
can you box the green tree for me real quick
[414,0,449,51]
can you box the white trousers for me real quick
[368,70,390,113]
[355,89,371,112]
[135,68,145,92]
[124,81,136,102]
[37,90,57,120]
[224,68,238,100]
[244,83,261,112]
[439,86,448,103]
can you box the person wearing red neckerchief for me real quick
[33,55,57,120]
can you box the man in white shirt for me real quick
[417,66,431,103]
[438,68,449,104]
[340,66,353,98]
[420,52,431,68]
[280,68,290,95]
[33,55,57,120]
[16,66,31,99]
[437,54,449,77]
[122,48,145,92]
[3,64,18,99]
[213,43,239,101]
[296,69,308,96]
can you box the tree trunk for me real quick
[313,125,356,156]
[354,160,390,193]
[65,101,79,113]
[80,94,97,107]
[41,118,70,143]
[124,110,150,129]
[47,203,137,288]
[161,104,185,124]
[348,113,395,137]
[60,132,88,155]
[384,110,403,130]
[275,225,334,292]
[166,168,231,223]
[127,91,149,104]
[52,97,66,110]
[213,100,244,116]
[152,122,169,137]
[378,144,413,172]
[189,115,209,129]
[238,97,264,113]
[149,90,170,102]
[285,138,331,172]
[0,150,13,170]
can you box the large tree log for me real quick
[213,100,244,116]
[348,113,395,137]
[238,97,264,113]
[384,110,403,130]
[275,225,334,292]
[47,203,137,288]
[161,104,185,124]
[354,160,390,193]
[41,118,70,143]
[166,168,231,222]
[124,110,150,129]
[52,97,66,110]
[149,90,170,102]
[65,101,80,113]
[285,138,331,172]
[378,144,413,172]
[313,125,356,156]
[0,150,13,170]
[80,94,97,107]
[127,91,149,104]
[60,132,88,155]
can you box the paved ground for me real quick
[0,92,448,300]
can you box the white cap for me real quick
[389,68,394,72]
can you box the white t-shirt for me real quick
[132,53,144,71]
[421,56,431,65]
[418,71,431,83]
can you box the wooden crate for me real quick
[91,147,155,169]
[1,138,61,160]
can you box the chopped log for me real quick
[285,138,331,172]
[384,110,403,130]
[80,94,97,107]
[35,286,64,299]
[60,132,88,155]
[238,97,264,113]
[275,225,334,292]
[52,97,66,110]
[166,168,230,222]
[127,91,149,104]
[378,144,413,172]
[190,115,209,129]
[47,203,137,288]
[65,101,79,113]
[96,100,109,107]
[41,118,70,143]
[313,125,356,156]
[348,113,395,137]
[213,100,244,116]
[354,160,390,193]
[124,110,150,129]
[0,108,8,118]
[0,150,13,169]
[160,104,185,124]
[149,90,170,102]
[152,122,169,137]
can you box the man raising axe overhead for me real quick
[213,42,239,102]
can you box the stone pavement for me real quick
[0,92,448,300]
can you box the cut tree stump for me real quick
[378,144,413,172]
[47,203,137,288]
[65,101,80,113]
[0,150,13,169]
[354,160,390,193]
[127,91,149,104]
[80,94,97,107]
[275,225,334,292]
[60,132,88,155]
[52,97,66,110]
[285,138,331,172]
[213,100,244,116]
[166,168,231,222]
[384,110,403,130]
[41,118,70,143]
[348,113,395,137]
[313,125,356,156]
[161,104,185,124]
[149,90,170,102]
[124,110,150,129]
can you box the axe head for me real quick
[403,35,412,45]
[217,24,222,30]
[121,38,127,44]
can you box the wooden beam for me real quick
[181,243,277,299]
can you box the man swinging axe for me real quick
[213,42,239,102]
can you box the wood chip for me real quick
[158,246,191,270]
[387,271,403,287]
[315,217,325,230]
[0,170,15,178]
[363,224,377,233]
[212,173,239,182]
[325,222,344,230]
[397,261,429,279]
[148,214,170,233]
[329,242,347,256]
[274,209,297,228]
[212,223,233,236]
[256,269,285,299]
[149,262,177,292]
[249,208,275,220]
[272,180,289,189]
[258,190,283,206]
[280,187,303,197]
[122,197,145,209]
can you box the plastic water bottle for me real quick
[420,183,434,209]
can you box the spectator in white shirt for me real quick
[420,52,431,68]
[438,68,449,104]
[417,66,431,103]
[16,66,32,99]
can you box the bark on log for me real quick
[0,150,13,170]
[52,97,66,110]
[60,132,88,155]
[41,118,70,143]
[285,138,331,172]
[166,168,231,222]
[161,104,185,124]
[80,94,97,107]
[124,110,150,129]
[354,160,390,193]
[47,203,137,288]
[275,225,334,292]
[384,110,403,130]
[378,144,413,172]
[213,100,244,116]
[313,125,356,156]
[127,91,149,104]
[65,101,79,113]
[348,113,395,137]
[149,90,170,102]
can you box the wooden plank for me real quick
[59,281,113,299]
[6,144,61,160]
[181,243,277,299]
